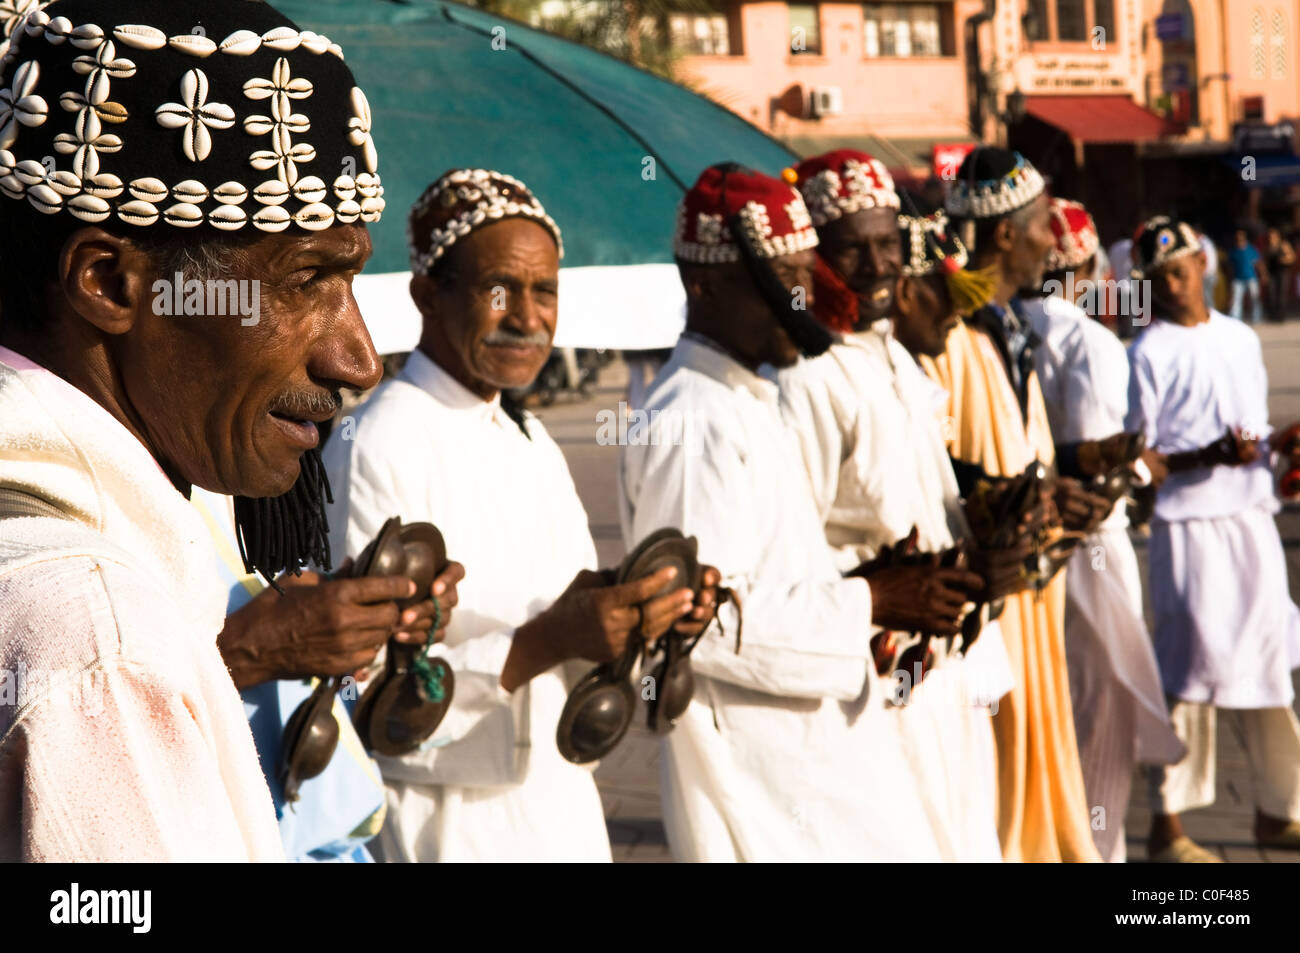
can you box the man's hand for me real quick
[1140,447,1169,488]
[865,562,984,637]
[670,565,722,639]
[968,538,1034,601]
[390,560,465,647]
[1053,476,1113,533]
[500,567,696,693]
[218,571,418,689]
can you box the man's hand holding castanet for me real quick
[218,569,426,689]
[500,567,696,692]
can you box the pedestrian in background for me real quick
[1228,228,1266,324]
[1265,227,1296,322]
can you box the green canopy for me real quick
[274,0,797,274]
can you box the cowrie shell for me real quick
[69,24,105,50]
[129,176,168,202]
[44,16,72,43]
[262,27,300,51]
[172,179,209,203]
[113,24,167,50]
[82,172,124,198]
[292,175,326,204]
[96,100,129,123]
[218,29,261,56]
[360,195,384,221]
[68,193,111,222]
[14,159,45,186]
[209,205,247,231]
[327,42,344,59]
[294,202,335,231]
[336,199,361,223]
[299,31,329,55]
[332,175,356,201]
[27,183,63,212]
[163,202,204,227]
[168,34,217,57]
[213,181,248,205]
[0,176,24,199]
[48,170,80,195]
[118,200,159,226]
[253,205,291,232]
[24,10,49,37]
[253,179,289,205]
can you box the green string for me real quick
[411,596,446,703]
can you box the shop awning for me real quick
[1022,96,1180,144]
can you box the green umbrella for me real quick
[274,0,796,350]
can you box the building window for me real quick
[1028,0,1118,45]
[667,13,730,55]
[1271,8,1288,79]
[1251,8,1266,78]
[789,3,821,55]
[863,3,949,57]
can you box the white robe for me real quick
[619,333,942,861]
[322,349,610,862]
[1025,296,1185,860]
[776,323,1008,862]
[0,347,283,862]
[1125,312,1300,709]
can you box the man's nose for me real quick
[312,292,383,392]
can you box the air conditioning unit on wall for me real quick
[810,86,843,118]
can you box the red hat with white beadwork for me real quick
[792,149,900,227]
[673,163,818,264]
[1044,197,1099,272]
[0,0,383,233]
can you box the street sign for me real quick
[1162,62,1190,91]
[1156,13,1185,41]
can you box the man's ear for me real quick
[894,275,917,315]
[992,218,1016,255]
[410,272,438,319]
[58,228,154,336]
[679,264,710,300]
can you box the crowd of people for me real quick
[2,0,1300,864]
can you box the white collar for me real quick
[398,348,522,432]
[676,333,779,407]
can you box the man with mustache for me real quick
[323,169,715,861]
[620,163,949,861]
[779,157,1015,860]
[1017,199,1184,862]
[923,147,1104,861]
[0,0,392,860]
[1125,216,1300,861]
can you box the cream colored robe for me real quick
[0,347,284,862]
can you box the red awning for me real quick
[1022,95,1180,144]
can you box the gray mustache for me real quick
[269,389,342,418]
[483,329,551,348]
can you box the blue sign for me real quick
[1156,13,1185,41]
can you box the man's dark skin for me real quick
[410,218,719,693]
[680,246,982,636]
[816,207,904,329]
[0,223,461,688]
[1140,247,1300,855]
[970,194,1112,535]
[888,271,1038,603]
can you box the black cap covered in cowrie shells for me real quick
[0,0,385,234]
